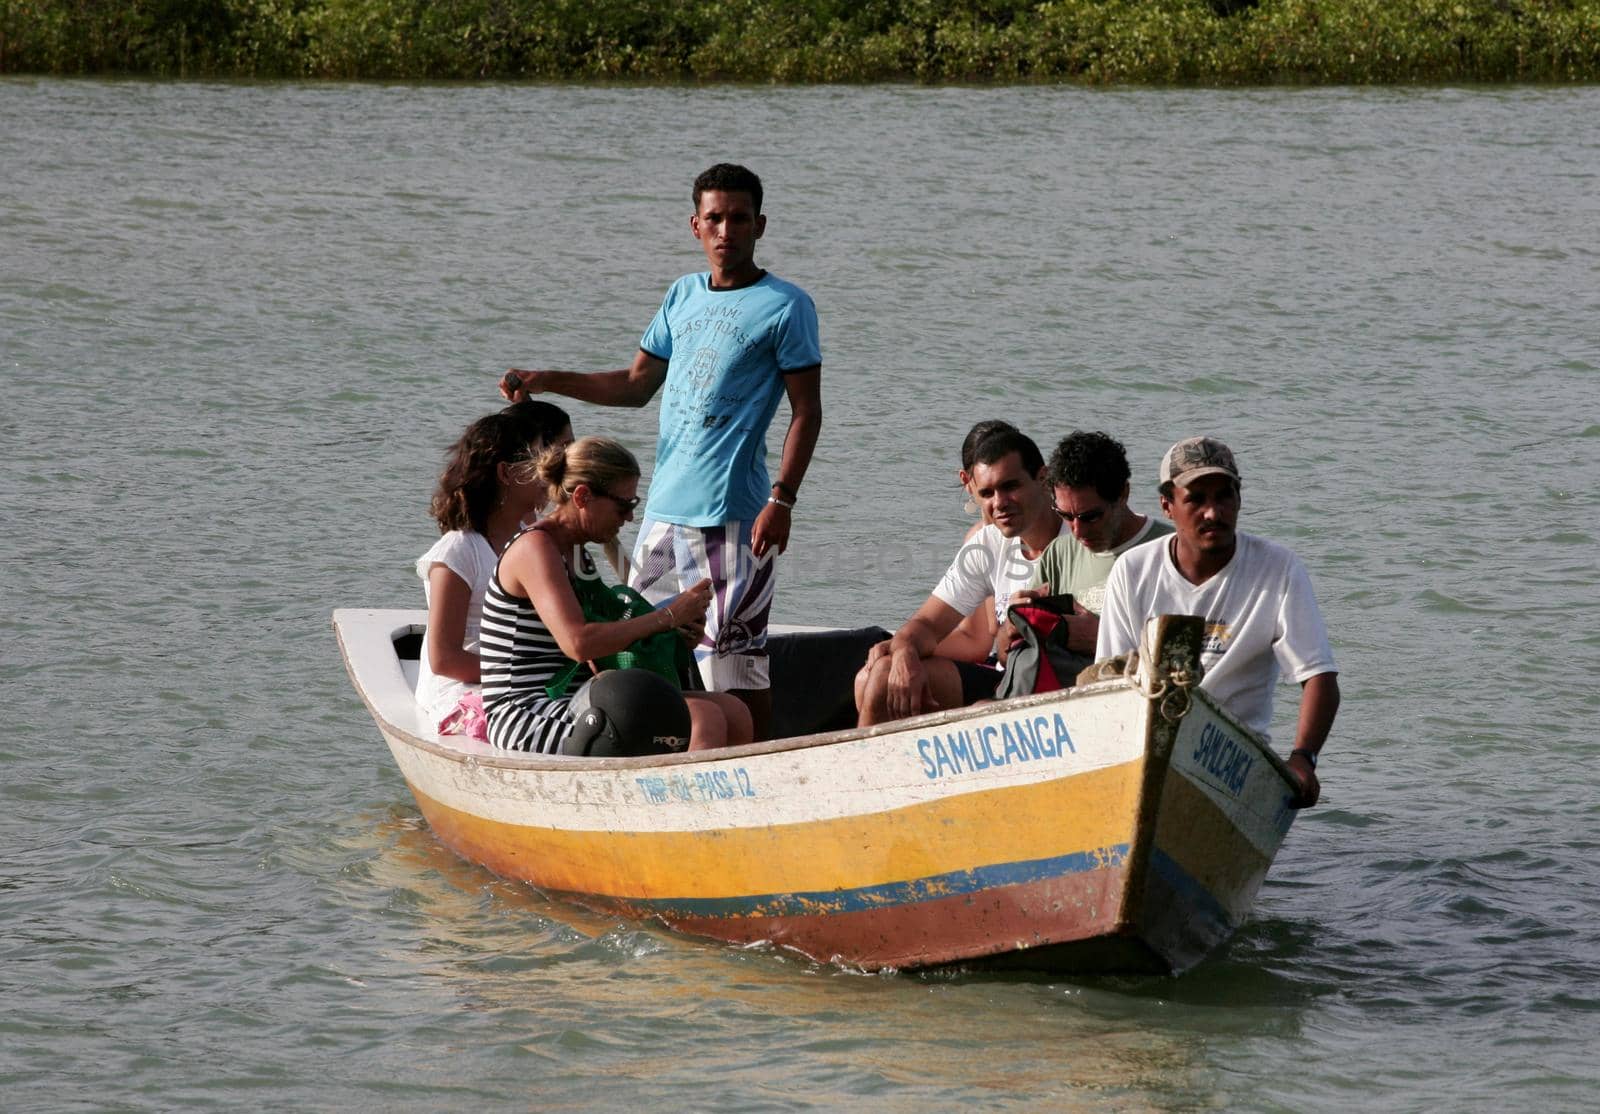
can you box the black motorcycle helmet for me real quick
[560,669,692,757]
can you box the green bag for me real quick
[544,554,689,699]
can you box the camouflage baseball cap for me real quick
[1159,437,1240,488]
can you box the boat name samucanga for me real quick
[1192,722,1253,796]
[917,714,1076,780]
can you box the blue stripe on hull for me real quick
[571,844,1133,921]
[1148,848,1236,939]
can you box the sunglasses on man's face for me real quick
[1054,505,1106,525]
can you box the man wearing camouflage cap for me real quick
[1095,437,1340,807]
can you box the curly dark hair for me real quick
[429,400,571,535]
[1046,431,1131,501]
[693,163,763,214]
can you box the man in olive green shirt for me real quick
[1016,430,1172,660]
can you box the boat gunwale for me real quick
[333,607,1296,788]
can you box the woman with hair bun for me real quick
[480,436,752,754]
[414,400,573,736]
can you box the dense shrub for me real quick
[1,0,1596,81]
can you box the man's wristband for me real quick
[767,495,795,510]
[1290,747,1318,769]
[771,480,799,502]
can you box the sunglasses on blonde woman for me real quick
[587,486,640,513]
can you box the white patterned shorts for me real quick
[629,518,775,691]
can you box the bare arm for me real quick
[863,596,964,671]
[1285,671,1341,808]
[937,602,997,663]
[499,532,709,662]
[885,596,964,661]
[500,350,669,409]
[1065,602,1099,655]
[424,564,480,684]
[857,595,967,719]
[751,366,822,558]
[888,597,964,719]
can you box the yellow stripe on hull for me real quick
[1154,769,1275,922]
[408,757,1147,901]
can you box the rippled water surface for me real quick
[4,78,1599,1111]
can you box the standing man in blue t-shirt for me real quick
[500,164,823,739]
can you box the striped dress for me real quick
[478,541,595,753]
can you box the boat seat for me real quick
[768,626,891,739]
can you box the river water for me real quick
[3,78,1598,1110]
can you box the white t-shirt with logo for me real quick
[932,519,1067,626]
[1096,531,1336,741]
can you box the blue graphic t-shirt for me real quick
[639,271,821,526]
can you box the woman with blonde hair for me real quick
[415,400,573,736]
[480,436,752,753]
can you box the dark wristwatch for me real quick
[1291,747,1318,769]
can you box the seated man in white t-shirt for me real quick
[855,428,1066,726]
[1096,437,1341,807]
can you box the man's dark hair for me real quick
[971,428,1044,477]
[1047,431,1131,502]
[693,163,763,214]
[960,420,1019,473]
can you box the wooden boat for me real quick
[333,608,1303,974]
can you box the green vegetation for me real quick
[3,0,1597,82]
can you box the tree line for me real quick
[3,0,1596,83]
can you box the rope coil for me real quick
[1143,664,1197,722]
[1077,650,1197,723]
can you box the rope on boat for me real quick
[1142,664,1197,723]
[1075,650,1140,686]
[1078,647,1197,722]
